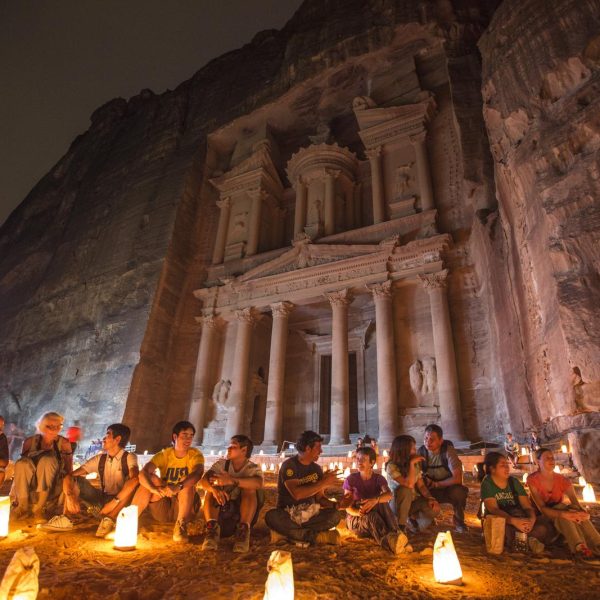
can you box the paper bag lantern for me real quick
[383,450,389,458]
[553,465,560,473]
[0,547,39,599]
[560,444,568,454]
[522,473,528,484]
[347,450,352,458]
[582,484,596,503]
[520,446,528,456]
[114,506,138,551]
[263,549,294,600]
[261,463,267,472]
[0,496,10,538]
[578,476,587,487]
[433,531,463,585]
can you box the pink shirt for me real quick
[527,471,571,505]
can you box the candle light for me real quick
[352,461,356,469]
[579,476,587,487]
[114,506,138,551]
[521,447,528,456]
[433,531,463,585]
[328,462,335,471]
[383,450,389,458]
[373,463,378,470]
[553,465,560,474]
[347,450,352,458]
[280,452,285,459]
[264,550,294,600]
[522,473,528,484]
[269,463,275,472]
[0,496,10,538]
[338,462,343,470]
[261,463,267,472]
[143,450,148,455]
[343,467,350,478]
[259,450,264,456]
[582,484,596,503]
[561,444,568,454]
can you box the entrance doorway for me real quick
[318,352,358,436]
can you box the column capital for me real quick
[409,130,427,145]
[247,188,268,201]
[292,175,306,189]
[216,197,231,210]
[195,314,220,330]
[419,269,449,290]
[368,280,393,300]
[270,301,294,319]
[325,168,341,180]
[365,146,382,160]
[325,288,353,307]
[234,307,261,324]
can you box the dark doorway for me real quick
[319,352,359,435]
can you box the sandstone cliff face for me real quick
[6,0,596,480]
[478,0,600,478]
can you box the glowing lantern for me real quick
[347,450,352,458]
[553,465,560,474]
[210,450,214,456]
[343,467,350,478]
[522,473,528,484]
[579,476,587,487]
[582,484,597,503]
[338,462,343,470]
[433,531,463,585]
[263,549,294,600]
[261,463,267,472]
[269,463,275,472]
[0,496,10,538]
[521,447,528,456]
[352,461,356,469]
[259,450,264,456]
[143,450,148,455]
[114,505,138,551]
[561,444,568,454]
[280,452,285,459]
[85,472,97,480]
[383,450,389,458]
[373,463,378,470]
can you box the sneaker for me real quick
[96,517,115,538]
[202,521,220,551]
[270,529,287,544]
[40,515,74,532]
[528,537,545,555]
[232,523,250,553]
[315,529,341,546]
[575,543,594,560]
[454,521,469,534]
[393,531,409,555]
[173,519,189,542]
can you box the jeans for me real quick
[265,506,341,544]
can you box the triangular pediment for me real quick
[353,97,436,136]
[237,240,383,283]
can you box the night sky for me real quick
[0,0,303,226]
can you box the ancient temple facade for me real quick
[189,92,467,450]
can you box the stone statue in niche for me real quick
[212,379,232,412]
[307,196,322,225]
[409,360,423,398]
[422,356,437,394]
[395,163,415,198]
[232,211,248,234]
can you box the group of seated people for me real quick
[4,412,599,559]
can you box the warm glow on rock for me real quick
[582,484,596,503]
[0,496,10,538]
[433,531,463,585]
[114,506,138,551]
[264,550,294,600]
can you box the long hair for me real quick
[388,435,416,478]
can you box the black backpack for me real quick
[98,451,130,493]
[418,440,454,479]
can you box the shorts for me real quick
[148,493,201,523]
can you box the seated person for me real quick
[46,424,139,536]
[481,451,554,554]
[528,448,600,558]
[418,424,469,533]
[340,446,408,554]
[265,430,341,546]
[530,431,541,453]
[200,434,263,553]
[10,412,73,521]
[504,432,519,467]
[131,421,204,542]
[385,434,441,534]
[0,416,9,488]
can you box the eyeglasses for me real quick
[45,424,62,431]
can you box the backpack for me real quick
[477,476,519,520]
[418,440,454,479]
[98,451,130,494]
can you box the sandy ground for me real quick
[1,475,599,600]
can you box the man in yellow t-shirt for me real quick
[131,421,204,542]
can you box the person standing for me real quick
[418,424,468,533]
[265,430,341,546]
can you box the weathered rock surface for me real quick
[0,0,598,480]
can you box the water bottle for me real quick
[513,530,528,553]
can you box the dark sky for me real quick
[0,0,303,226]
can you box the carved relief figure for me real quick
[212,379,231,411]
[409,360,423,398]
[422,356,437,394]
[395,162,415,198]
[232,211,248,236]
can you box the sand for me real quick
[1,476,599,600]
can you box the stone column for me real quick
[293,178,307,237]
[326,289,352,445]
[345,186,354,230]
[212,197,231,265]
[370,281,398,445]
[324,170,338,236]
[410,131,434,212]
[263,302,294,446]
[419,270,464,438]
[188,315,219,444]
[225,308,259,439]
[366,146,385,224]
[247,191,264,256]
